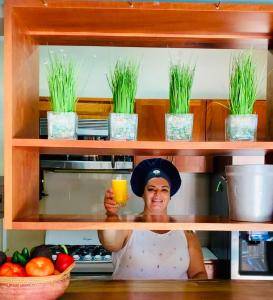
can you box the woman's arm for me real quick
[97,188,131,252]
[185,230,208,280]
[98,230,130,252]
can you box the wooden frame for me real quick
[4,0,273,230]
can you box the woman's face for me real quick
[143,177,171,214]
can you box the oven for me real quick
[45,230,114,279]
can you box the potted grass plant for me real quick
[165,62,195,141]
[47,54,78,140]
[108,60,139,140]
[226,52,258,141]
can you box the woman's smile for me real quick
[143,177,171,213]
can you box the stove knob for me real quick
[83,254,92,261]
[104,255,111,261]
[52,255,57,261]
[94,255,102,261]
[73,255,80,261]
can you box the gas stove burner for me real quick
[46,244,112,263]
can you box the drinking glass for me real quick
[112,176,128,207]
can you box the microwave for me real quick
[231,231,273,280]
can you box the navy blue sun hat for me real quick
[130,158,181,197]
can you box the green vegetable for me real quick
[17,253,28,266]
[12,250,28,266]
[11,251,19,264]
[21,247,30,261]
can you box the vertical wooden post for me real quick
[4,2,39,228]
[266,50,273,141]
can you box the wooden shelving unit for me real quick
[12,139,273,156]
[11,215,273,231]
[4,0,273,230]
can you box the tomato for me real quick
[25,257,54,276]
[0,262,26,276]
[53,269,60,275]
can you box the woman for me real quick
[98,158,207,280]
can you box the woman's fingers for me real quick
[104,188,118,212]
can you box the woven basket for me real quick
[0,262,75,300]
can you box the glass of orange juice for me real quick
[112,175,128,207]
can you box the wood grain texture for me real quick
[206,100,266,141]
[12,140,272,156]
[5,0,273,230]
[136,99,168,141]
[267,50,273,140]
[12,214,273,231]
[4,1,39,228]
[136,100,205,142]
[39,97,113,119]
[8,1,273,48]
[61,280,273,300]
[134,155,213,173]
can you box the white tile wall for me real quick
[40,171,210,216]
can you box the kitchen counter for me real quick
[60,279,273,300]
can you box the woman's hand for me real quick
[104,188,119,215]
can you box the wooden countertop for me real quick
[60,279,273,300]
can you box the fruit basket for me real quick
[0,262,75,300]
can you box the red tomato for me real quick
[53,269,60,275]
[0,262,26,277]
[25,257,54,276]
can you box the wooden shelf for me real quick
[5,1,273,230]
[12,139,273,156]
[11,1,273,49]
[12,214,273,231]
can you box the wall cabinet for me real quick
[4,0,273,230]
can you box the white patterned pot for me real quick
[47,111,78,140]
[165,113,194,141]
[225,114,257,141]
[109,113,138,141]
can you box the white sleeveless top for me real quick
[112,230,190,280]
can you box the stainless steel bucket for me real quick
[225,165,273,222]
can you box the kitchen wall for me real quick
[40,170,210,246]
[39,46,267,100]
[40,171,209,216]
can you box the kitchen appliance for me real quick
[45,230,114,279]
[45,230,219,279]
[231,231,273,280]
[39,118,134,202]
[40,118,133,172]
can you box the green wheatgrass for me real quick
[229,52,257,115]
[169,63,195,114]
[108,60,139,114]
[47,54,77,112]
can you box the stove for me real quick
[47,244,112,263]
[45,231,114,277]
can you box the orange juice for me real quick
[112,179,128,206]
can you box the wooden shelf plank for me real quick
[11,214,273,231]
[12,139,273,156]
[8,1,273,48]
